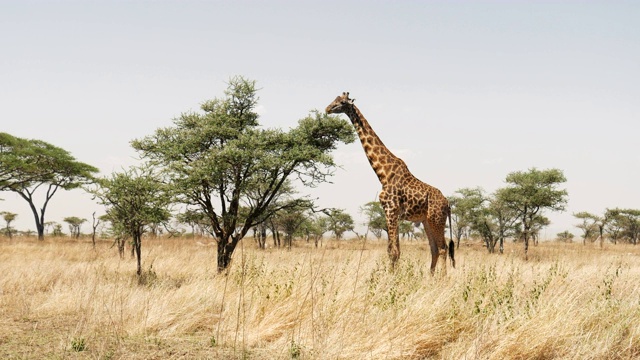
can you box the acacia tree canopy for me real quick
[0,132,98,240]
[131,76,356,271]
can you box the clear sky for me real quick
[1,1,638,239]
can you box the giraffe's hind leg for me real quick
[423,221,440,274]
[424,220,448,275]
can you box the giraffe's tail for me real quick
[447,205,456,268]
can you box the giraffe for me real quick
[325,92,455,273]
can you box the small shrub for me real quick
[71,337,86,352]
[556,230,574,242]
[289,340,301,359]
[137,265,158,286]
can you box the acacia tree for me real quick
[52,223,64,237]
[361,201,387,240]
[0,211,17,238]
[488,192,520,253]
[132,76,355,271]
[91,168,172,277]
[298,214,326,248]
[498,168,568,260]
[322,208,355,240]
[573,212,599,245]
[273,201,314,249]
[398,220,416,240]
[63,216,86,239]
[0,132,98,240]
[617,209,640,245]
[606,208,640,245]
[449,187,486,248]
[176,209,210,238]
[455,187,517,254]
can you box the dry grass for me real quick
[1,237,639,359]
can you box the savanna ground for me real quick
[1,235,639,360]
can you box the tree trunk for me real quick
[259,226,267,249]
[217,237,239,272]
[134,234,142,277]
[488,239,496,253]
[115,237,125,258]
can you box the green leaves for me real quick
[0,132,98,191]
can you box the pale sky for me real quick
[1,1,638,239]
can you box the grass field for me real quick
[1,236,639,359]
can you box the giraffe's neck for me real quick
[345,105,399,184]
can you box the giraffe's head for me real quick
[325,92,355,114]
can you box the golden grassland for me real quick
[1,236,639,360]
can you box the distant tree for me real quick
[300,215,326,248]
[573,212,599,245]
[398,220,415,240]
[498,168,568,260]
[52,223,64,237]
[44,221,56,235]
[450,187,486,248]
[607,208,640,245]
[99,214,127,258]
[91,212,101,248]
[323,208,354,240]
[273,201,313,249]
[254,221,269,249]
[619,209,640,245]
[449,188,484,248]
[489,192,520,253]
[449,187,515,254]
[557,230,574,242]
[22,229,35,237]
[479,191,520,254]
[91,168,172,277]
[176,209,210,238]
[63,216,86,239]
[592,212,612,248]
[529,214,551,246]
[360,201,387,240]
[360,201,424,240]
[131,76,355,271]
[0,132,98,240]
[248,181,313,249]
[0,211,17,239]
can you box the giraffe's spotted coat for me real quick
[326,92,455,272]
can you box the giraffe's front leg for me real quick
[380,191,400,269]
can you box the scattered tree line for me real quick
[2,76,638,278]
[446,168,568,258]
[572,208,640,246]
